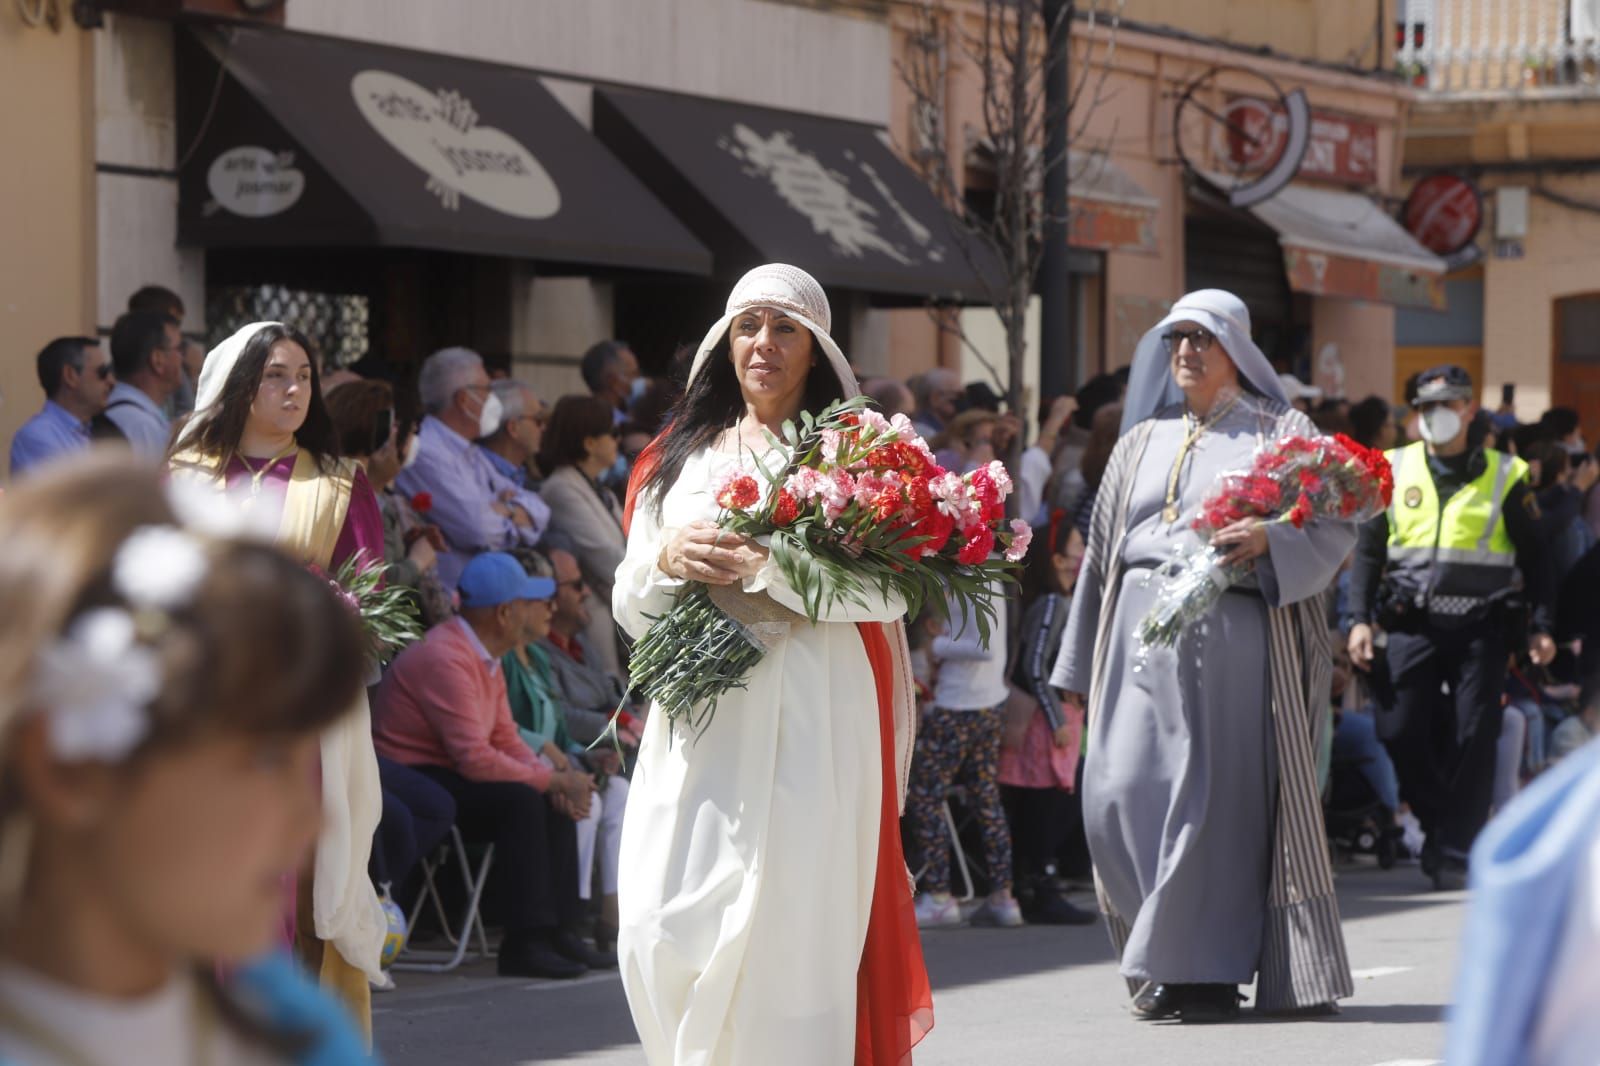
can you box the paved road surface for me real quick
[374,862,1462,1066]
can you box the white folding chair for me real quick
[393,826,496,973]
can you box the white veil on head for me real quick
[1119,289,1289,435]
[688,264,860,400]
[174,321,283,449]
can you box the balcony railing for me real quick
[1398,0,1600,95]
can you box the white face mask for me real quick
[476,391,504,440]
[401,432,420,469]
[1418,406,1463,446]
[629,375,649,405]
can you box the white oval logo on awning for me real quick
[207,147,305,217]
[351,69,560,220]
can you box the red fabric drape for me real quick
[855,621,935,1065]
[620,437,662,538]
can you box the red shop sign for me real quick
[1225,97,1378,186]
[1403,172,1483,256]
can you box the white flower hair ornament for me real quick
[28,523,213,762]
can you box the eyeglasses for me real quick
[559,576,587,592]
[1160,328,1216,355]
[93,364,114,380]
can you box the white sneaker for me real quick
[915,892,961,928]
[969,894,1025,928]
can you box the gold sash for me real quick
[170,448,357,569]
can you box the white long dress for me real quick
[613,446,906,1066]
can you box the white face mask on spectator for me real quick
[477,391,504,440]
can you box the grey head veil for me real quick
[1119,289,1290,435]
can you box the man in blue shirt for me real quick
[104,310,183,459]
[396,347,552,590]
[479,379,546,490]
[9,336,113,479]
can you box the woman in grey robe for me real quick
[1051,289,1357,1022]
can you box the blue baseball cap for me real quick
[458,552,556,608]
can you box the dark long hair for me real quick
[638,332,845,517]
[176,323,340,468]
[538,394,616,472]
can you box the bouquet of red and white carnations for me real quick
[631,396,1030,735]
[1136,433,1393,649]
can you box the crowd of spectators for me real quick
[11,280,1600,972]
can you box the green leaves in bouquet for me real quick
[332,550,425,665]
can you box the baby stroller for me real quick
[1324,751,1400,869]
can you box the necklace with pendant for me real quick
[1161,394,1239,524]
[238,442,299,500]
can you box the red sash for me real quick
[854,621,935,1065]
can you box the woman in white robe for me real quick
[614,264,932,1066]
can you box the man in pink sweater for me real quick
[373,551,608,979]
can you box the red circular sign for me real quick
[1404,173,1482,256]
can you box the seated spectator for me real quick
[395,346,551,590]
[929,409,998,474]
[539,548,632,747]
[371,754,456,911]
[862,376,914,419]
[909,366,961,439]
[104,309,182,458]
[325,380,454,628]
[537,396,628,678]
[503,549,630,955]
[480,379,546,489]
[580,339,640,425]
[9,336,112,479]
[1348,395,1398,452]
[371,552,609,979]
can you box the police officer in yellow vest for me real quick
[1348,366,1554,891]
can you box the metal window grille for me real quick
[206,285,370,369]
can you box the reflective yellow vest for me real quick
[1383,441,1526,622]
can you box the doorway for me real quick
[1554,294,1600,443]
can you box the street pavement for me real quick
[374,860,1464,1066]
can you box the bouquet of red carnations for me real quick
[1137,433,1393,649]
[631,397,1029,734]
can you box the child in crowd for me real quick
[907,575,1019,929]
[0,456,376,1065]
[1000,513,1096,926]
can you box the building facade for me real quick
[1396,0,1600,432]
[886,0,1431,411]
[0,7,97,482]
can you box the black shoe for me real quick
[1131,981,1181,1020]
[1419,838,1441,878]
[1177,984,1242,1024]
[1024,892,1100,926]
[553,927,618,970]
[497,938,587,980]
[1431,855,1469,892]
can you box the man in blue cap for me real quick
[1348,365,1555,890]
[373,552,610,978]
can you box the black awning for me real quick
[593,88,1000,302]
[175,27,711,276]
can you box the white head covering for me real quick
[174,321,282,448]
[1120,289,1289,435]
[689,264,860,400]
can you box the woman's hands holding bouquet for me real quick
[1211,518,1270,569]
[659,520,769,585]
